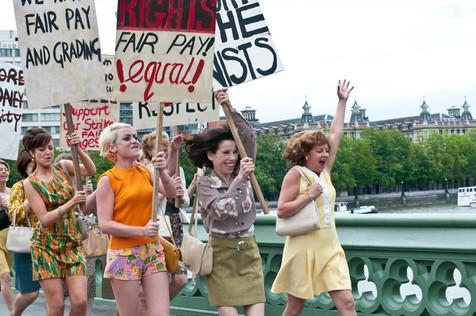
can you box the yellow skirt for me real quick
[271,228,351,300]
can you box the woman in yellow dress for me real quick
[272,80,356,316]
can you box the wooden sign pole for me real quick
[221,104,269,214]
[151,103,165,222]
[64,103,84,210]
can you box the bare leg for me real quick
[85,298,94,316]
[12,291,39,316]
[64,275,88,316]
[142,272,170,316]
[110,279,141,316]
[39,278,65,316]
[168,274,187,300]
[244,303,264,316]
[282,294,305,316]
[329,289,356,316]
[216,306,239,316]
[1,272,14,312]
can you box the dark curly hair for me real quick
[184,125,235,169]
[283,130,330,166]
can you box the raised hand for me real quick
[214,88,234,110]
[238,157,255,181]
[337,79,354,101]
[152,151,168,170]
[170,134,184,150]
[66,132,81,147]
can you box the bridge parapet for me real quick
[94,213,476,315]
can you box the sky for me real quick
[2,0,476,123]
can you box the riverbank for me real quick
[337,188,458,209]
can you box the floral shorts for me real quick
[104,241,167,281]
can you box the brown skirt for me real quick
[206,235,265,307]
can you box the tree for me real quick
[254,135,287,200]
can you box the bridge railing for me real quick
[93,213,476,316]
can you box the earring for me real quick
[305,156,309,161]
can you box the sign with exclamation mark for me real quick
[114,0,217,103]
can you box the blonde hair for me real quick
[283,131,330,166]
[141,131,169,161]
[98,123,133,161]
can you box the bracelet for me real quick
[306,193,314,202]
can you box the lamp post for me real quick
[445,178,448,194]
[401,181,405,197]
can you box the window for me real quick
[21,126,30,134]
[22,113,38,122]
[40,113,60,121]
[0,48,13,57]
[15,49,20,57]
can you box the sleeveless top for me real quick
[101,164,159,249]
[28,166,82,249]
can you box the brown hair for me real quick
[283,131,330,166]
[22,127,52,153]
[184,126,234,169]
[141,131,169,161]
[15,150,33,179]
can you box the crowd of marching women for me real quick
[0,83,357,316]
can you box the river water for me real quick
[379,203,474,214]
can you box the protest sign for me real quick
[102,55,115,100]
[0,63,25,160]
[133,100,218,129]
[60,100,119,150]
[114,0,217,103]
[13,0,105,108]
[213,0,283,89]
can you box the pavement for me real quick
[0,295,118,315]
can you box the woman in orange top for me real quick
[96,123,176,316]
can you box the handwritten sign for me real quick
[60,100,119,150]
[213,0,283,89]
[102,55,115,100]
[13,0,105,108]
[114,0,217,103]
[132,100,219,129]
[0,63,25,160]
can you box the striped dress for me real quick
[29,166,85,281]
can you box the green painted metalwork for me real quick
[94,213,476,316]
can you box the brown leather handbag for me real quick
[158,204,182,273]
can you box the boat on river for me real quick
[335,202,379,214]
[457,186,476,206]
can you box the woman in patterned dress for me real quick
[23,128,96,316]
[96,123,176,316]
[271,80,356,316]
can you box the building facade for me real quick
[243,98,475,142]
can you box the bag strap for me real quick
[158,200,177,249]
[11,205,31,229]
[293,166,314,185]
[188,183,213,242]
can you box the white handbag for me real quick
[276,166,320,236]
[6,208,33,253]
[181,190,213,276]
